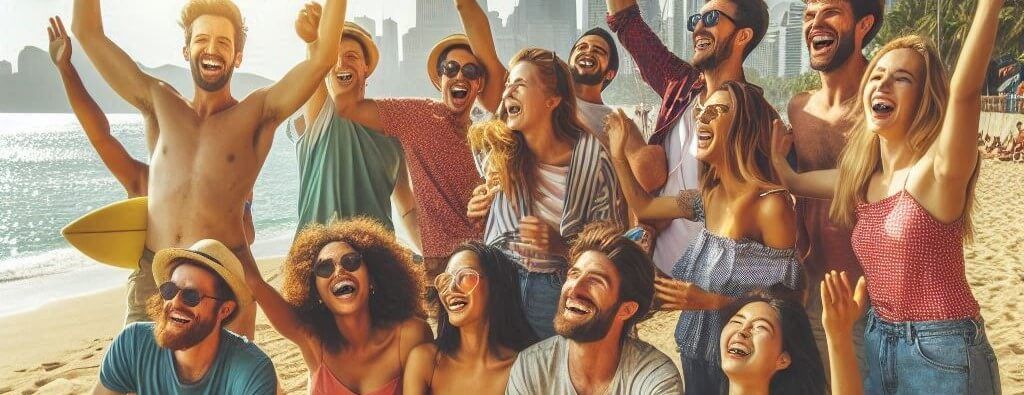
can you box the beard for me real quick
[810,28,856,72]
[190,58,234,92]
[693,31,736,72]
[554,299,620,343]
[147,295,219,350]
[571,66,606,86]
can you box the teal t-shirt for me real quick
[292,100,404,232]
[99,322,276,394]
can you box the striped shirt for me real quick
[671,196,803,363]
[476,132,627,270]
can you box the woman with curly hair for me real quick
[243,217,432,395]
[402,241,539,394]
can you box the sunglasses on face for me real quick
[434,268,481,295]
[159,281,222,308]
[313,252,364,279]
[438,60,484,80]
[695,103,731,124]
[688,10,738,32]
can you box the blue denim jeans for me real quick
[863,309,1001,394]
[517,267,564,340]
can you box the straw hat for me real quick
[426,34,472,91]
[152,239,254,308]
[343,21,379,76]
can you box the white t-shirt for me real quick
[576,98,615,139]
[505,336,683,395]
[534,162,569,230]
[653,99,703,274]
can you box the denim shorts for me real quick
[516,267,564,340]
[863,309,1001,394]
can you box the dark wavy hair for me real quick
[281,217,425,353]
[435,241,539,356]
[718,287,825,395]
[179,0,247,51]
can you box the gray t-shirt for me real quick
[505,336,683,395]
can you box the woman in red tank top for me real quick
[770,1,1004,393]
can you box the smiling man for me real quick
[505,223,681,395]
[568,28,620,138]
[71,0,349,338]
[93,240,275,394]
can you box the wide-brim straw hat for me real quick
[152,239,254,308]
[344,21,379,76]
[426,34,472,91]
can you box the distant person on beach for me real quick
[46,16,256,246]
[772,1,1005,391]
[998,121,1024,161]
[505,222,682,395]
[289,5,420,249]
[786,0,884,378]
[94,240,276,394]
[71,0,349,337]
[403,241,539,394]
[247,218,431,394]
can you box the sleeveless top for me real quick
[851,187,980,322]
[309,331,404,395]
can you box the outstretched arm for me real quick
[50,16,146,198]
[822,271,868,395]
[242,261,313,349]
[605,0,696,98]
[771,120,837,199]
[294,2,330,137]
[72,0,159,112]
[607,110,691,220]
[932,0,1002,184]
[261,0,347,126]
[455,0,506,112]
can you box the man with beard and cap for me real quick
[93,240,275,394]
[605,0,771,275]
[336,0,506,284]
[505,222,682,394]
[786,0,883,377]
[72,0,349,337]
[289,4,420,248]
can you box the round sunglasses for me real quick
[695,103,730,125]
[687,10,738,32]
[313,252,364,279]
[159,281,223,307]
[434,268,481,295]
[438,60,484,80]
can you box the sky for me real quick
[0,0,785,79]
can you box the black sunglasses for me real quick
[159,281,222,307]
[688,10,738,32]
[314,252,364,279]
[439,60,484,80]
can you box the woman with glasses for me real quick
[466,48,627,339]
[606,80,803,393]
[403,241,539,394]
[246,218,432,395]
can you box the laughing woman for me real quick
[771,1,1003,392]
[467,48,627,339]
[605,81,803,394]
[243,218,432,395]
[403,241,539,394]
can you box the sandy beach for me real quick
[2,160,1022,394]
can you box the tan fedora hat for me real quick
[152,239,254,308]
[426,34,472,91]
[343,21,379,76]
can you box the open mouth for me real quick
[168,309,193,325]
[331,279,358,298]
[563,297,594,318]
[200,56,225,73]
[444,295,470,312]
[697,128,714,149]
[576,55,597,70]
[450,82,470,100]
[336,71,354,83]
[809,31,837,52]
[695,36,713,51]
[505,99,523,119]
[727,342,751,358]
[871,99,895,116]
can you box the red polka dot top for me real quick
[851,189,980,322]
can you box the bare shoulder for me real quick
[400,317,434,344]
[787,91,813,114]
[754,189,795,221]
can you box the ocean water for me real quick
[0,113,300,282]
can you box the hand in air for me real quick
[821,271,868,339]
[770,119,794,167]
[295,2,323,44]
[604,109,639,160]
[466,183,498,220]
[654,277,715,311]
[47,16,72,70]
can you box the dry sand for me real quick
[2,160,1022,394]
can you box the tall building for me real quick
[400,0,463,96]
[504,0,577,55]
[0,60,11,77]
[377,18,400,96]
[745,29,779,79]
[667,0,703,61]
[353,16,376,38]
[779,1,806,77]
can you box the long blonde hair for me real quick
[830,35,980,241]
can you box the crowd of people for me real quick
[979,121,1024,162]
[49,0,1006,393]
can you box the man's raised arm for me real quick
[261,0,347,126]
[455,0,506,113]
[72,0,159,112]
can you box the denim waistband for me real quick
[866,308,984,341]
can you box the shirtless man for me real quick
[72,0,348,337]
[786,0,883,377]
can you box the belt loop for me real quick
[904,321,914,343]
[971,318,982,344]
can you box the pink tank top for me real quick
[851,189,980,322]
[308,332,404,395]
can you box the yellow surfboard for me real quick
[61,197,147,269]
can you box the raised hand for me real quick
[295,2,323,44]
[821,271,867,338]
[770,119,794,168]
[604,109,638,159]
[48,16,72,70]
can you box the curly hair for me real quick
[281,217,426,352]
